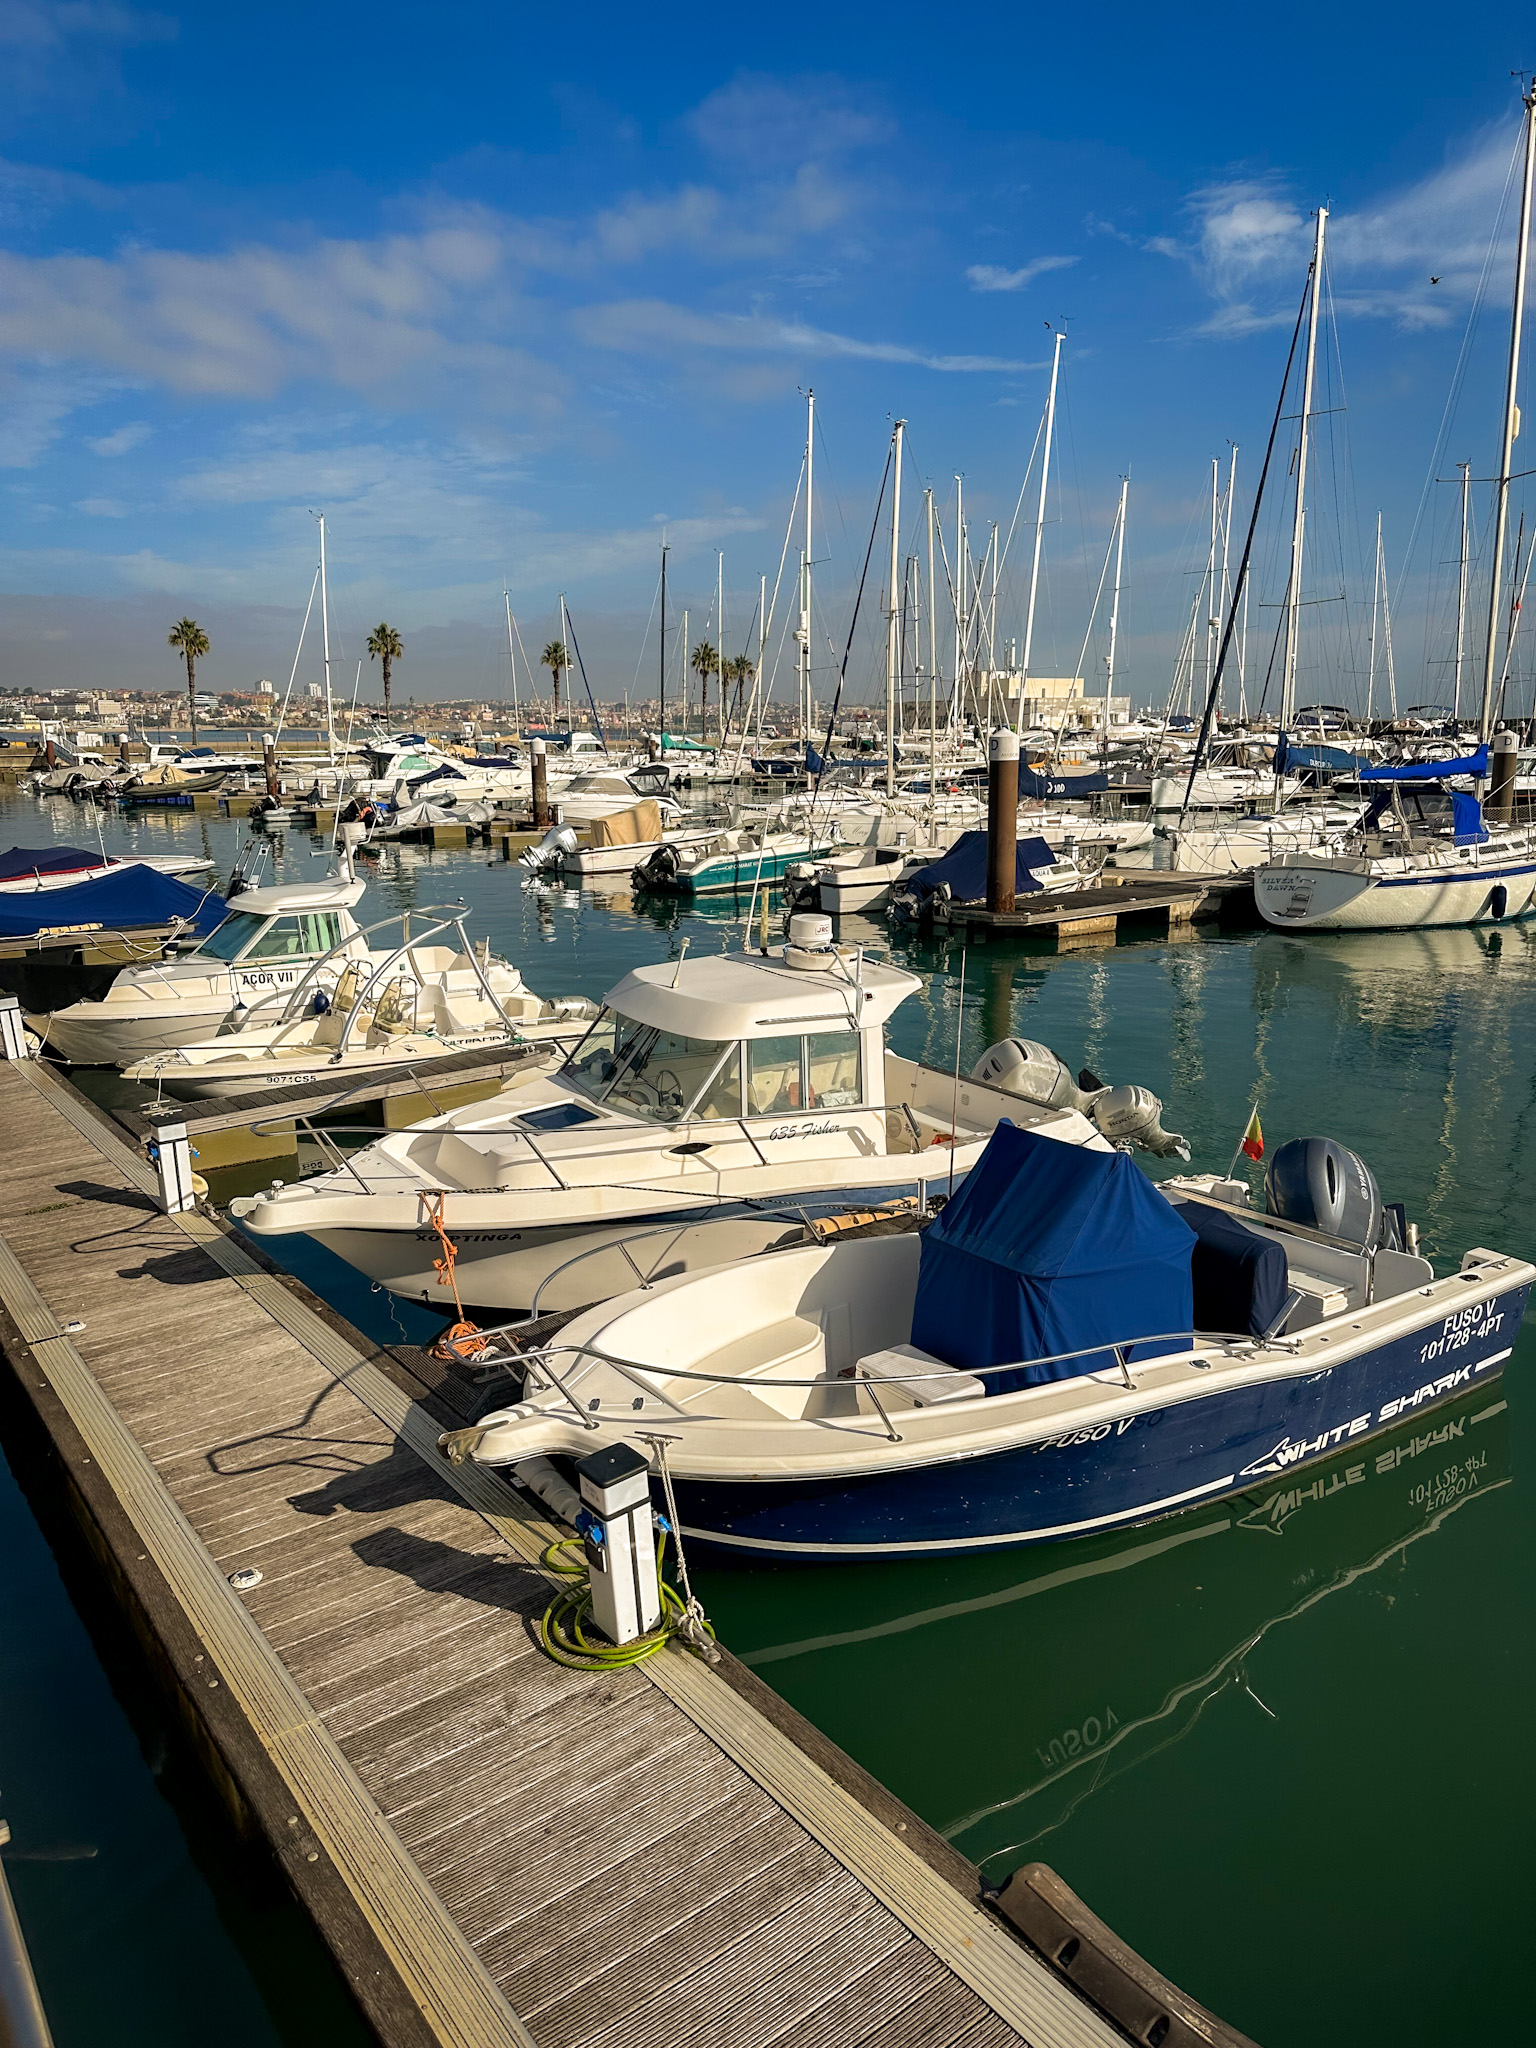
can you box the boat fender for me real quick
[1490,884,1509,920]
[1264,1136,1387,1247]
[972,1039,1098,1115]
[1091,1084,1191,1160]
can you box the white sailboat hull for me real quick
[1254,849,1536,930]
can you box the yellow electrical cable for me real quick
[537,1532,715,1671]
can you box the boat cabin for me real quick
[556,946,920,1129]
[190,876,367,969]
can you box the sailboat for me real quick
[1256,90,1536,933]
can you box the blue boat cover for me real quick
[1273,735,1373,775]
[0,846,108,881]
[910,1122,1196,1391]
[1169,1199,1289,1339]
[0,868,225,941]
[1018,766,1109,799]
[1451,791,1490,845]
[904,830,1056,905]
[1359,746,1489,781]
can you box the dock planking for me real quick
[0,1055,1123,2048]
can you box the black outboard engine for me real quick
[1264,1137,1400,1248]
[632,844,679,890]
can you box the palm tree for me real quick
[167,617,210,740]
[367,623,404,721]
[541,640,569,723]
[690,640,717,740]
[727,653,755,732]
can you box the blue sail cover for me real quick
[1273,735,1373,775]
[1451,791,1490,844]
[0,868,225,941]
[1018,765,1110,799]
[904,830,1056,905]
[911,1123,1196,1391]
[0,846,109,881]
[1358,746,1489,781]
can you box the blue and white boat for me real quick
[447,1123,1532,1559]
[1254,754,1536,932]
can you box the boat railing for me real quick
[242,902,519,1051]
[461,1322,1265,1441]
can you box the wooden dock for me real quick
[0,1054,1136,2048]
[934,879,1209,947]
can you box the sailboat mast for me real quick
[658,544,668,754]
[802,389,815,740]
[1454,461,1471,721]
[716,551,724,744]
[316,511,334,765]
[1366,516,1382,725]
[1205,456,1220,715]
[1281,206,1327,735]
[1479,82,1536,743]
[1021,329,1065,728]
[1219,447,1237,717]
[926,486,937,801]
[504,589,521,725]
[885,419,906,794]
[953,476,965,734]
[1105,477,1129,735]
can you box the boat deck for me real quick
[0,1054,1123,2048]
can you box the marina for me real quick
[5,41,1536,2048]
[0,786,1533,2048]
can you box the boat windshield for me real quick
[561,1008,733,1125]
[192,910,267,962]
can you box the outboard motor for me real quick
[1264,1136,1396,1247]
[632,843,679,890]
[972,1039,1099,1116]
[519,822,577,873]
[1091,1084,1190,1161]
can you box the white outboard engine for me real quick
[1091,1084,1190,1161]
[972,1039,1099,1116]
[1264,1136,1396,1247]
[519,822,578,873]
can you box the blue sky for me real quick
[0,0,1532,712]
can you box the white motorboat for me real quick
[231,917,1186,1315]
[35,870,373,1064]
[0,844,215,892]
[124,908,595,1099]
[445,1127,1530,1558]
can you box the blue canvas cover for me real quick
[0,846,109,881]
[0,868,225,941]
[1359,746,1489,781]
[904,830,1056,906]
[1273,735,1373,776]
[1169,1199,1289,1338]
[1017,765,1109,799]
[911,1122,1196,1391]
[1451,791,1490,845]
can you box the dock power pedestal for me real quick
[576,1443,663,1645]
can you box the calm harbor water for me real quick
[3,786,1533,2047]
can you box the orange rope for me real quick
[421,1191,489,1363]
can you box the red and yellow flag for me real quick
[1240,1106,1264,1162]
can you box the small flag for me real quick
[1240,1106,1264,1162]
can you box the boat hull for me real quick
[40,998,235,1064]
[1254,855,1536,931]
[664,1280,1528,1557]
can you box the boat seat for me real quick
[424,1131,500,1188]
[693,1316,827,1420]
[853,1343,987,1409]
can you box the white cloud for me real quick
[1159,123,1522,336]
[684,74,891,165]
[74,494,126,515]
[576,298,1044,373]
[0,363,125,464]
[86,417,150,454]
[965,255,1077,294]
